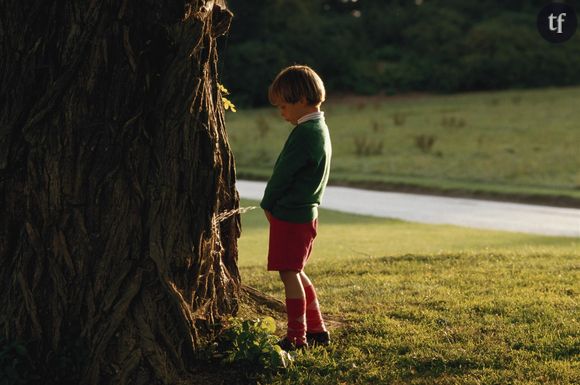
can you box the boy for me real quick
[260,65,332,351]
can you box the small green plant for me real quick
[371,120,384,133]
[353,135,384,157]
[215,317,292,371]
[0,338,37,385]
[415,134,437,153]
[392,112,406,126]
[441,116,466,128]
[0,336,87,385]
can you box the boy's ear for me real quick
[299,97,308,106]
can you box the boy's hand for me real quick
[264,210,272,221]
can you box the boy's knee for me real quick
[279,270,300,281]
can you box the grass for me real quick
[237,200,580,384]
[226,87,580,204]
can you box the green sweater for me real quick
[260,118,332,223]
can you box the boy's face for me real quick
[274,99,311,125]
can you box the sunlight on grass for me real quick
[238,200,580,384]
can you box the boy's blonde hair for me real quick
[268,65,326,106]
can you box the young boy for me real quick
[260,65,332,351]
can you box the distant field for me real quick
[226,87,580,204]
[237,200,580,384]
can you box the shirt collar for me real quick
[297,111,324,124]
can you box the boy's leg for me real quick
[279,271,307,346]
[299,272,327,333]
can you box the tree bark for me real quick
[0,1,239,384]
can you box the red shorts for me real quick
[267,215,318,272]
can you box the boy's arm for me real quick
[260,131,310,211]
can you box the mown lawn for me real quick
[237,200,580,384]
[226,87,580,203]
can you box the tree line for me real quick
[221,0,580,106]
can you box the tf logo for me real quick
[537,3,578,43]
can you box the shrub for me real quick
[0,338,37,385]
[213,317,292,371]
[415,134,437,153]
[354,135,384,157]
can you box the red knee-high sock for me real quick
[304,284,326,333]
[285,298,307,345]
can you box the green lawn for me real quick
[237,200,580,384]
[226,87,580,204]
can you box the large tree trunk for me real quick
[0,1,239,383]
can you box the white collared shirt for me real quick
[297,111,324,124]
